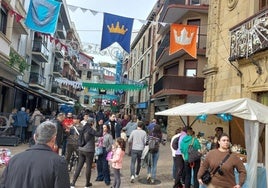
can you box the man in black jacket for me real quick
[0,121,70,188]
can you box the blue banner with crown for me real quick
[101,13,134,53]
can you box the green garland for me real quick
[82,82,147,91]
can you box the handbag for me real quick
[95,147,103,156]
[106,151,113,161]
[201,153,231,185]
[201,170,212,184]
[188,138,201,162]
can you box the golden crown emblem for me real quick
[107,22,128,35]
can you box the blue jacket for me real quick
[13,111,29,127]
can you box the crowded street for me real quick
[1,141,174,188]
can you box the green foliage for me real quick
[8,50,29,73]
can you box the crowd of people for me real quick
[1,107,248,188]
[170,126,247,188]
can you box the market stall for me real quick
[155,98,268,188]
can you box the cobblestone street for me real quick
[2,142,174,188]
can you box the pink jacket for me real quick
[109,147,125,169]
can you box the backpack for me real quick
[78,128,86,147]
[188,138,202,162]
[148,136,160,153]
[171,136,180,150]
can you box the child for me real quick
[108,138,125,188]
[120,129,127,142]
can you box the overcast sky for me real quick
[65,0,158,63]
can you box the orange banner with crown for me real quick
[169,24,198,58]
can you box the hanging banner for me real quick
[25,0,61,34]
[170,24,198,58]
[101,13,133,53]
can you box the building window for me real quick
[142,36,145,53]
[148,27,152,47]
[140,60,144,79]
[187,19,200,48]
[87,71,91,79]
[185,60,197,77]
[0,6,8,34]
[164,63,178,75]
[260,0,268,10]
[257,92,268,105]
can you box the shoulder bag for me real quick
[201,152,231,184]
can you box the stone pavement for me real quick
[1,142,174,188]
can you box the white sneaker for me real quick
[70,186,75,188]
[130,175,135,183]
[135,174,139,178]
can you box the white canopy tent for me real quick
[155,98,268,187]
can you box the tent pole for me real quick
[179,116,187,127]
[190,117,198,127]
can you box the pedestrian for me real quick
[108,137,126,188]
[62,112,74,156]
[70,118,103,188]
[121,114,130,128]
[173,126,188,188]
[122,115,138,156]
[105,113,121,139]
[53,113,65,154]
[13,107,29,143]
[146,118,156,133]
[180,126,201,188]
[95,124,113,186]
[210,127,224,150]
[197,133,247,188]
[146,124,164,184]
[28,108,44,146]
[170,127,182,179]
[65,115,83,169]
[128,121,147,183]
[96,119,104,132]
[0,121,70,188]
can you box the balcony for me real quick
[51,85,62,95]
[158,0,209,34]
[153,75,205,95]
[55,48,64,59]
[229,8,268,62]
[53,64,63,77]
[57,22,66,39]
[32,40,49,62]
[29,72,46,88]
[156,33,207,66]
[13,0,28,35]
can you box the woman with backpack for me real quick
[70,118,103,188]
[146,124,164,184]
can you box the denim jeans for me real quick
[130,149,143,176]
[147,151,159,179]
[102,148,111,184]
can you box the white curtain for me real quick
[244,120,259,188]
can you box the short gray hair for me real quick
[35,121,57,144]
